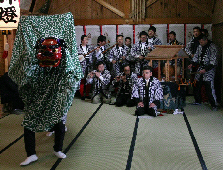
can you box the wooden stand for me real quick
[145,45,189,82]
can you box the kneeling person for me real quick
[87,61,111,104]
[132,66,163,116]
[114,64,138,107]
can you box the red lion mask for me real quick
[35,37,66,67]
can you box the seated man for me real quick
[86,61,111,104]
[132,66,163,117]
[113,64,138,107]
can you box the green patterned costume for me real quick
[8,12,83,132]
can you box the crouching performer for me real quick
[132,66,163,117]
[86,61,111,104]
[8,13,83,166]
[113,64,138,107]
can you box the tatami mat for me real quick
[131,114,201,170]
[0,96,223,170]
[184,104,223,170]
[56,104,136,170]
[0,113,24,150]
[0,98,101,170]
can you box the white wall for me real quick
[75,24,212,46]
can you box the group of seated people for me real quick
[77,26,168,116]
[77,25,218,112]
[86,62,163,117]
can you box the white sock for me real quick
[46,131,54,136]
[54,151,66,158]
[20,154,38,166]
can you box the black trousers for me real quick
[24,122,65,157]
[193,80,217,107]
[116,94,136,107]
[135,105,156,117]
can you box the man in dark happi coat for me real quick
[113,64,138,107]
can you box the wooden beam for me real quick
[75,19,134,25]
[93,0,125,18]
[144,17,212,24]
[74,17,212,25]
[146,0,159,8]
[183,0,212,16]
[124,0,131,19]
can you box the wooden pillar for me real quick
[158,60,161,80]
[175,58,177,82]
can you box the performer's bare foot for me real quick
[20,154,38,166]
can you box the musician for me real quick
[147,26,163,76]
[131,31,153,76]
[125,37,135,72]
[86,61,111,104]
[125,37,132,49]
[188,34,218,111]
[132,66,163,116]
[201,29,209,39]
[92,35,110,70]
[77,35,93,100]
[167,31,183,45]
[185,26,201,59]
[109,35,131,78]
[166,31,184,76]
[113,64,138,107]
[148,26,162,46]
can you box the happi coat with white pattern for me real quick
[108,45,131,77]
[132,76,163,112]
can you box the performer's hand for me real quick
[188,64,192,69]
[122,56,126,60]
[96,47,100,52]
[95,72,101,78]
[149,103,156,108]
[139,56,144,60]
[112,60,116,64]
[199,69,206,74]
[138,102,144,107]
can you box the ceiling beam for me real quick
[183,0,212,16]
[94,0,125,18]
[74,17,212,25]
[146,0,159,8]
